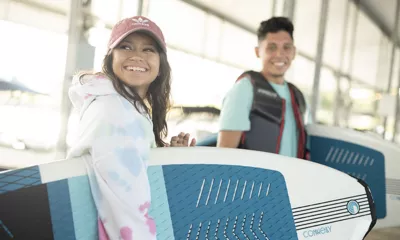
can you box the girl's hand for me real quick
[168,132,196,147]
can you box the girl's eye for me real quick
[144,48,156,52]
[120,45,131,50]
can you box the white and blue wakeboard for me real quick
[0,147,375,239]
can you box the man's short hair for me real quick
[257,17,294,42]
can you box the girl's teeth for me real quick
[127,67,146,72]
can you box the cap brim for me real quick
[108,27,166,52]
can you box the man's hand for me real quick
[167,132,196,147]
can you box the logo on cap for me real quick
[132,17,149,27]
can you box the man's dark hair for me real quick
[257,17,294,42]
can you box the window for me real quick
[389,48,400,94]
[323,0,347,68]
[120,0,139,19]
[0,20,67,97]
[203,14,223,60]
[7,1,67,33]
[316,68,337,125]
[219,22,258,69]
[148,0,206,55]
[375,36,393,91]
[293,0,322,57]
[351,11,381,87]
[287,55,315,101]
[190,0,273,31]
[341,3,358,74]
[167,48,243,107]
[91,0,121,24]
[0,20,67,152]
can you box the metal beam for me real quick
[347,1,359,83]
[283,0,296,21]
[310,0,330,122]
[55,0,85,158]
[137,0,144,15]
[386,0,400,92]
[343,1,360,127]
[391,1,400,142]
[137,0,149,16]
[383,0,400,138]
[334,0,351,126]
[271,0,277,16]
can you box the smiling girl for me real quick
[67,16,173,240]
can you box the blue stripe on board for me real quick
[0,166,41,194]
[148,166,175,239]
[47,180,76,240]
[69,176,98,240]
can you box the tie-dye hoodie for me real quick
[67,74,157,240]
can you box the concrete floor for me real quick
[365,227,400,240]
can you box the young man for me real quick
[217,17,311,159]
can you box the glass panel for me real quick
[190,0,273,31]
[286,55,315,103]
[293,0,321,57]
[168,48,243,107]
[348,114,378,130]
[317,68,337,124]
[350,86,376,113]
[274,0,285,16]
[220,22,259,69]
[120,0,139,19]
[342,3,357,74]
[351,11,381,87]
[376,37,393,91]
[0,20,67,159]
[148,0,206,55]
[203,14,223,60]
[323,0,347,68]
[7,1,67,33]
[91,0,121,24]
[90,27,111,71]
[390,48,400,94]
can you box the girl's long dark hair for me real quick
[102,45,171,147]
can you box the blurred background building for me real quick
[0,0,400,167]
[0,0,400,238]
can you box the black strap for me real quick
[241,71,306,116]
[287,82,306,115]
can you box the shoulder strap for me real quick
[237,71,279,96]
[287,82,306,115]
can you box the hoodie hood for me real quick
[69,74,118,117]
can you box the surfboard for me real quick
[0,147,375,239]
[306,124,400,229]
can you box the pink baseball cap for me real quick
[107,16,166,52]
